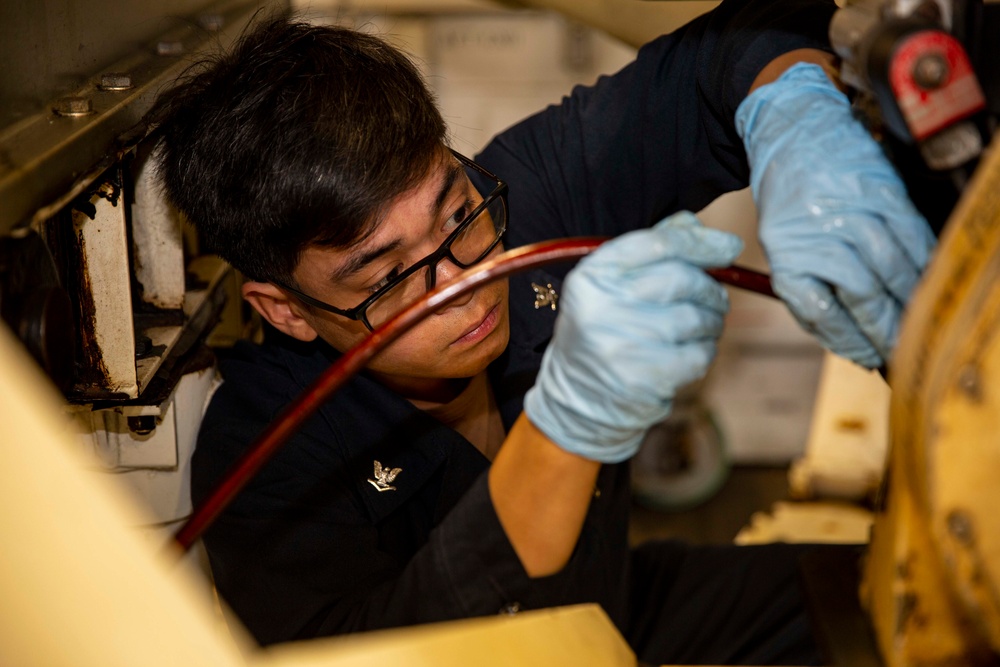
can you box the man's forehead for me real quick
[357,151,461,244]
[303,150,464,282]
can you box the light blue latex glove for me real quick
[736,63,936,369]
[523,212,743,463]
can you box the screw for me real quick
[157,41,184,56]
[53,96,94,117]
[199,14,224,31]
[99,72,133,91]
[913,54,949,90]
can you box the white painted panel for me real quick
[73,193,138,397]
[131,155,186,310]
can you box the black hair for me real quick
[151,15,447,285]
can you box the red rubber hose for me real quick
[173,237,775,552]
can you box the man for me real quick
[152,1,933,663]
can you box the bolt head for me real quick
[126,415,158,436]
[199,14,224,31]
[53,96,93,117]
[157,41,184,56]
[99,72,133,91]
[913,54,949,90]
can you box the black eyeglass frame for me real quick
[275,150,509,332]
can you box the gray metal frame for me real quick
[0,0,288,235]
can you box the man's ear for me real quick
[241,281,319,342]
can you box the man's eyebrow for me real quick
[329,159,464,283]
[330,238,403,283]
[434,161,464,215]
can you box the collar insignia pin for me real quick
[531,282,558,311]
[368,460,402,492]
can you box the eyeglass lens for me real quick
[364,195,506,329]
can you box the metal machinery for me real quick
[1,0,1000,665]
[0,7,657,664]
[821,2,1000,665]
[0,0,287,544]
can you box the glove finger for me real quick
[621,302,725,346]
[598,338,719,394]
[763,218,920,306]
[655,339,719,389]
[835,285,903,363]
[585,211,743,272]
[862,177,937,271]
[805,145,935,273]
[840,212,923,304]
[770,234,903,362]
[582,260,732,315]
[561,301,722,398]
[772,273,884,368]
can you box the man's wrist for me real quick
[749,48,841,95]
[489,414,601,577]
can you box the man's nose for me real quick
[432,256,466,287]
[431,257,474,307]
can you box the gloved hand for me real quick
[736,62,936,369]
[523,212,742,463]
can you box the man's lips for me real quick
[454,303,500,345]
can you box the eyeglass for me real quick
[275,150,508,332]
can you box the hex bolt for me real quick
[199,14,224,31]
[126,415,158,436]
[53,96,94,117]
[913,53,949,90]
[134,334,153,359]
[157,41,185,56]
[99,72,133,91]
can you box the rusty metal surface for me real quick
[67,172,138,399]
[868,129,1000,665]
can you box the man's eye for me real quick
[445,199,475,231]
[368,265,402,295]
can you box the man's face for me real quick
[289,148,510,385]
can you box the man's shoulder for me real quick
[206,338,309,414]
[200,332,420,451]
[192,335,362,504]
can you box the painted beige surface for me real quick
[0,319,636,665]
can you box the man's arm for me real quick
[486,47,927,579]
[478,0,839,258]
[750,48,838,93]
[490,214,742,576]
[737,53,935,368]
[489,415,599,577]
[482,44,844,580]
